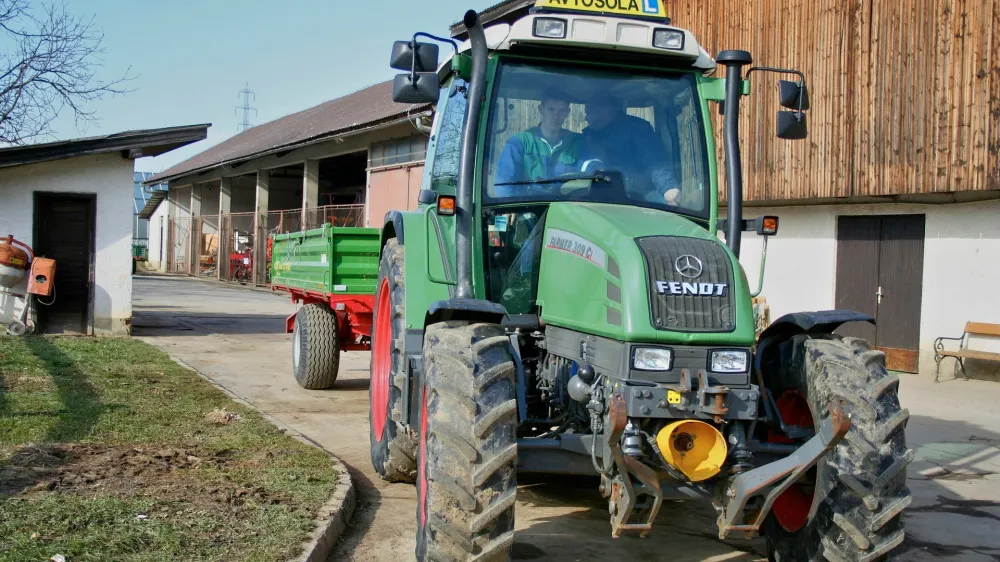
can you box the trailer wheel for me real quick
[416,321,517,562]
[369,238,418,482]
[764,335,912,562]
[291,303,340,389]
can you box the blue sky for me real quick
[43,0,496,172]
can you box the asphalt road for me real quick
[133,274,1000,562]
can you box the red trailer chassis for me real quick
[273,285,374,352]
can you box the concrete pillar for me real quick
[167,185,178,272]
[189,184,203,276]
[302,159,319,229]
[253,171,270,286]
[217,177,232,280]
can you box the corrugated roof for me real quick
[137,190,168,220]
[150,80,429,184]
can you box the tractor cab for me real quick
[391,2,784,331]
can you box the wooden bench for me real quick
[935,322,1000,382]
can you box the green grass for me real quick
[0,337,337,562]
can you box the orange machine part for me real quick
[27,258,56,297]
[0,235,31,270]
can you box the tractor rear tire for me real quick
[369,238,418,483]
[416,321,518,562]
[764,335,912,562]
[292,303,340,390]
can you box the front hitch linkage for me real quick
[717,400,852,539]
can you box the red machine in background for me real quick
[0,235,57,335]
[229,249,252,284]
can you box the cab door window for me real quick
[427,79,468,195]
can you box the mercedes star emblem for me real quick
[674,255,704,279]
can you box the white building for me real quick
[735,199,1000,379]
[0,126,208,335]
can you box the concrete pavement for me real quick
[133,274,1000,562]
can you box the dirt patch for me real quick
[0,374,55,393]
[0,444,285,513]
[204,408,244,425]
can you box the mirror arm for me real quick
[413,32,459,53]
[750,235,768,298]
[409,40,417,84]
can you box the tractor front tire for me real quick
[764,335,912,562]
[292,304,340,389]
[369,238,418,483]
[416,321,518,562]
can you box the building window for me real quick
[370,135,428,168]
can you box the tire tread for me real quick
[417,322,518,562]
[766,335,911,562]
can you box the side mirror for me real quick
[778,80,810,110]
[389,40,439,73]
[392,72,440,104]
[776,111,808,140]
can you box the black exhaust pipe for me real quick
[716,50,752,259]
[454,10,487,299]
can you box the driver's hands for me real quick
[663,188,681,206]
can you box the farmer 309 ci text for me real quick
[278,2,912,560]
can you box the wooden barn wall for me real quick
[664,0,999,202]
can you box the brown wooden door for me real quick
[834,217,880,343]
[835,215,925,372]
[33,193,96,335]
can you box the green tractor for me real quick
[370,3,911,560]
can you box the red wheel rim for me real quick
[418,387,428,528]
[371,278,392,443]
[769,390,815,533]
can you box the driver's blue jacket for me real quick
[494,127,589,197]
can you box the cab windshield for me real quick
[483,61,711,219]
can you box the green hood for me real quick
[535,202,755,346]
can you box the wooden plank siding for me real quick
[662,0,999,202]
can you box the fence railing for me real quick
[304,205,365,230]
[163,205,366,287]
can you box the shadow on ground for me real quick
[331,410,1000,561]
[1,337,107,497]
[133,311,289,337]
[896,412,1000,559]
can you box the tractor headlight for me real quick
[709,350,750,373]
[633,348,673,371]
[533,18,567,39]
[653,29,685,50]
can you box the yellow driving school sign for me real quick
[533,0,669,19]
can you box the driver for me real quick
[494,90,589,197]
[583,95,682,206]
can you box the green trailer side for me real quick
[270,225,380,296]
[271,224,382,391]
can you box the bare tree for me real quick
[0,0,132,145]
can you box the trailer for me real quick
[270,224,380,389]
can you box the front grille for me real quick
[636,236,736,333]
